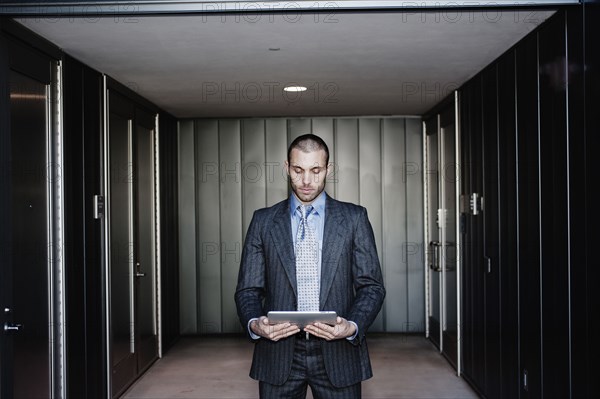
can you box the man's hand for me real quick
[303,317,356,341]
[251,316,300,341]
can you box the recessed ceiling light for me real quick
[283,86,307,92]
[269,47,280,51]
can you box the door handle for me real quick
[4,322,23,332]
[429,241,441,272]
[429,242,456,272]
[135,262,146,277]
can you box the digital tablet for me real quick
[267,311,338,327]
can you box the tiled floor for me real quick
[123,334,478,399]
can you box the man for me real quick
[235,134,385,398]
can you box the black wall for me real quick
[63,63,181,396]
[459,5,598,398]
[1,20,181,397]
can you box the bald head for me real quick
[287,134,330,165]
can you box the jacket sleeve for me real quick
[234,211,267,339]
[347,207,386,344]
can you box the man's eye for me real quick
[294,168,302,174]
[312,168,321,174]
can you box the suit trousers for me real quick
[258,336,361,399]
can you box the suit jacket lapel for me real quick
[269,199,297,298]
[320,195,346,307]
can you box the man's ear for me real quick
[284,160,290,176]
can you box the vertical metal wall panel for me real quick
[159,112,181,354]
[195,120,221,333]
[516,33,543,398]
[538,14,570,397]
[241,120,266,242]
[582,6,600,396]
[265,119,288,207]
[288,118,311,143]
[460,80,476,384]
[567,7,590,398]
[181,116,425,333]
[481,65,502,396]
[382,119,408,331]
[497,49,519,398]
[62,57,87,397]
[312,118,336,198]
[405,118,425,331]
[218,120,243,333]
[466,75,486,391]
[358,118,384,331]
[62,56,106,397]
[335,119,359,204]
[178,121,197,334]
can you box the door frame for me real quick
[423,91,462,375]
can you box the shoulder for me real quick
[326,196,365,215]
[326,196,368,224]
[252,198,288,220]
[245,199,287,237]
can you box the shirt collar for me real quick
[290,191,327,217]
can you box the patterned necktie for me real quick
[295,205,319,311]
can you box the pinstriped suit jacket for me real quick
[235,194,386,388]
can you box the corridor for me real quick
[1,2,598,398]
[123,335,477,399]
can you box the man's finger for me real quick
[304,324,332,339]
[268,324,299,341]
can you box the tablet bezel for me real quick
[267,311,338,327]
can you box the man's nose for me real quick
[302,171,312,184]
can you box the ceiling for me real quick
[18,9,554,118]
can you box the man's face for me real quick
[285,148,331,205]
